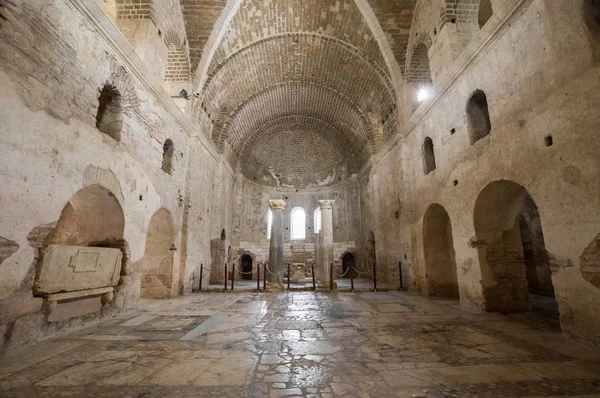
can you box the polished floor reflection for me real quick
[1,292,600,397]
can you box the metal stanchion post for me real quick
[350,266,355,292]
[311,263,316,291]
[257,264,261,292]
[399,261,403,291]
[263,262,267,291]
[329,262,333,292]
[199,264,203,292]
[287,263,291,291]
[224,264,228,292]
[373,262,377,291]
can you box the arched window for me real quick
[96,84,123,141]
[162,139,174,174]
[267,209,272,240]
[407,43,433,112]
[291,207,306,240]
[467,89,492,144]
[422,137,436,174]
[314,208,322,233]
[478,0,493,29]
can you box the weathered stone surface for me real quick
[35,245,122,295]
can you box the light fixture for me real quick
[417,87,430,102]
[171,89,191,100]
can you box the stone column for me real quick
[319,200,335,286]
[268,199,286,284]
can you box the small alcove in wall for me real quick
[467,89,491,144]
[96,84,123,142]
[422,137,436,174]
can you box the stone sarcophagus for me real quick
[34,244,122,295]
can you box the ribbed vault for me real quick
[195,0,403,187]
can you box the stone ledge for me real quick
[45,287,114,302]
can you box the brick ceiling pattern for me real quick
[365,0,417,74]
[181,0,228,74]
[242,116,356,187]
[185,0,416,187]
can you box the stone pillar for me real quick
[319,200,335,286]
[268,199,286,284]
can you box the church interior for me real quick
[0,0,599,396]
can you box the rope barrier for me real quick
[237,269,255,275]
[354,266,375,275]
[264,265,278,276]
[333,267,350,278]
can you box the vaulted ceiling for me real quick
[183,0,417,187]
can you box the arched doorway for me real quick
[342,252,356,279]
[474,180,558,321]
[423,204,458,298]
[240,254,253,280]
[140,208,176,299]
[367,232,376,272]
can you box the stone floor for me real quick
[1,292,600,397]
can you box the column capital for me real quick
[269,199,286,210]
[318,200,335,210]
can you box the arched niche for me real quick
[140,208,176,299]
[474,180,558,319]
[423,204,458,298]
[467,89,491,144]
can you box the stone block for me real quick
[34,244,122,295]
[48,296,103,323]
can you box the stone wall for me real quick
[232,177,361,280]
[0,0,230,353]
[361,0,600,341]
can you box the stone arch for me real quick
[140,208,176,299]
[161,139,174,174]
[422,137,436,175]
[37,185,128,297]
[46,186,125,247]
[473,180,557,314]
[105,57,140,110]
[423,204,458,298]
[467,89,491,144]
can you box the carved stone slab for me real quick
[35,244,122,295]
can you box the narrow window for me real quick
[422,137,436,174]
[407,43,433,112]
[314,208,322,233]
[478,0,493,29]
[267,209,272,240]
[291,207,306,240]
[96,84,123,142]
[467,89,492,144]
[162,139,174,174]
